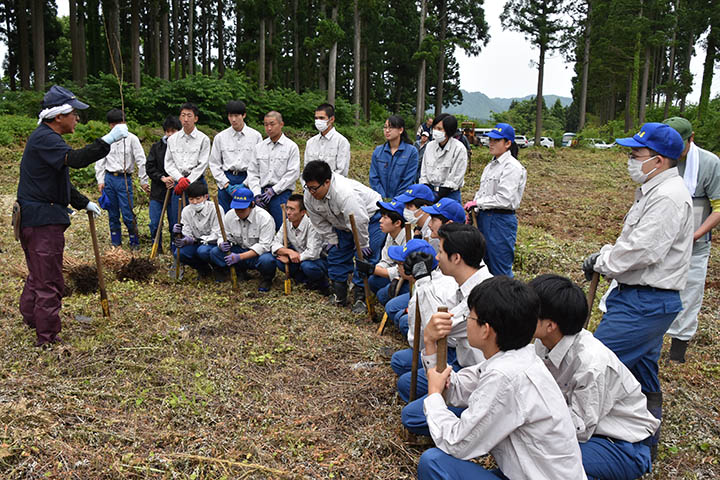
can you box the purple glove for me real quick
[224,252,242,265]
[174,235,194,248]
[219,241,231,253]
[260,187,276,205]
[172,223,183,234]
[254,194,266,208]
[361,246,373,259]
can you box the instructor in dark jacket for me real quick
[16,85,128,347]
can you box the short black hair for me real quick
[106,108,125,124]
[226,100,247,115]
[302,160,332,184]
[433,113,458,138]
[468,276,539,351]
[529,274,588,335]
[430,213,449,224]
[437,223,486,269]
[316,103,335,118]
[162,115,181,132]
[408,198,434,209]
[186,180,208,198]
[180,102,200,117]
[288,193,305,211]
[379,207,405,226]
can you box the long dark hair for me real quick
[510,141,519,159]
[386,115,411,144]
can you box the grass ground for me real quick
[0,131,718,479]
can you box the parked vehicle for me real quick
[585,138,616,149]
[561,132,577,147]
[515,135,529,148]
[475,128,492,146]
[528,136,555,148]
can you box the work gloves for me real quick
[355,258,375,277]
[101,124,129,144]
[437,186,453,199]
[582,252,601,281]
[227,183,244,195]
[172,223,183,235]
[224,252,241,265]
[260,187,276,205]
[174,177,190,194]
[464,200,477,211]
[361,246,373,259]
[85,201,102,217]
[218,241,232,253]
[174,235,194,248]
[404,251,434,280]
[387,279,399,300]
[413,226,423,240]
[254,194,266,208]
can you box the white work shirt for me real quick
[223,206,275,256]
[271,214,323,261]
[304,127,351,176]
[418,137,467,190]
[247,133,300,196]
[304,173,381,248]
[208,124,263,188]
[180,201,221,244]
[95,132,148,185]
[407,270,458,348]
[594,167,693,290]
[473,150,527,210]
[377,228,407,281]
[164,127,211,184]
[423,344,587,480]
[534,330,660,443]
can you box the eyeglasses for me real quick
[303,183,324,193]
[383,125,398,131]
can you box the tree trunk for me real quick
[578,0,591,130]
[353,0,361,124]
[216,0,224,77]
[361,39,369,122]
[624,72,633,132]
[200,0,207,75]
[172,0,179,79]
[188,0,194,75]
[534,42,545,145]
[639,46,650,123]
[161,1,170,80]
[433,0,448,116]
[293,0,300,93]
[628,33,641,131]
[267,17,274,85]
[17,0,30,89]
[105,0,121,78]
[415,0,427,130]
[31,0,44,91]
[697,22,717,122]
[130,0,140,88]
[679,32,694,112]
[70,0,80,84]
[259,17,265,89]
[663,0,679,119]
[4,0,16,90]
[318,0,327,91]
[327,4,338,105]
[153,1,161,77]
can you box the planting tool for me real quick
[436,306,449,373]
[174,196,184,280]
[212,196,238,289]
[584,272,600,329]
[87,211,110,319]
[281,203,291,295]
[150,188,171,259]
[349,213,376,322]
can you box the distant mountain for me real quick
[443,90,573,121]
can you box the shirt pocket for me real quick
[320,145,338,161]
[246,224,260,244]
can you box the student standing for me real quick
[418,113,467,203]
[147,115,181,254]
[304,103,351,176]
[369,115,418,200]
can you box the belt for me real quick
[226,169,246,176]
[480,208,515,215]
[108,171,129,176]
[616,283,676,293]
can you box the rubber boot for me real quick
[211,265,228,283]
[351,286,367,314]
[646,391,662,462]
[329,280,348,307]
[669,338,688,363]
[129,233,140,250]
[110,230,122,247]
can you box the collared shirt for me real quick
[418,137,467,190]
[304,173,381,248]
[407,269,459,348]
[369,141,419,199]
[534,330,660,443]
[180,201,221,244]
[424,344,587,480]
[209,124,263,188]
[223,206,275,255]
[304,128,351,176]
[594,167,693,290]
[247,133,300,196]
[271,214,323,261]
[95,132,149,185]
[164,127,211,184]
[473,150,527,210]
[376,228,408,280]
[678,145,720,243]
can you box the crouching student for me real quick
[530,274,658,480]
[210,188,276,291]
[271,193,328,292]
[172,181,221,279]
[355,199,409,306]
[418,276,587,480]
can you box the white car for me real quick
[515,135,529,148]
[586,138,616,149]
[528,136,555,148]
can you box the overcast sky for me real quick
[2,0,719,104]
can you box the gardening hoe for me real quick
[436,306,449,373]
[377,223,414,335]
[87,211,111,319]
[409,290,422,402]
[174,196,184,280]
[349,213,376,322]
[150,188,171,259]
[212,196,238,290]
[584,272,600,329]
[281,203,291,295]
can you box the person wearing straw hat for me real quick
[16,85,127,347]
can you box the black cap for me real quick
[42,85,89,110]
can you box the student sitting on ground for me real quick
[417,276,586,480]
[210,187,276,291]
[530,274,659,480]
[271,193,328,293]
[172,181,221,280]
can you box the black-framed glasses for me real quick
[304,183,322,193]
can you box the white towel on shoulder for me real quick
[683,142,699,196]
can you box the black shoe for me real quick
[212,266,229,283]
[329,280,348,306]
[669,338,688,363]
[351,287,367,314]
[258,278,273,292]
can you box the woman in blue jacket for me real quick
[369,115,418,200]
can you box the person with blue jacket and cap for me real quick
[582,122,694,460]
[16,85,128,347]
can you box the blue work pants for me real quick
[218,171,247,213]
[327,213,384,288]
[418,448,508,480]
[580,436,652,480]
[209,246,276,280]
[104,172,136,237]
[475,210,517,277]
[178,243,214,273]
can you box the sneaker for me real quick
[258,278,272,292]
[352,298,367,315]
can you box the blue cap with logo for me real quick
[42,85,89,110]
[377,198,406,217]
[421,197,466,224]
[230,187,254,209]
[484,123,515,142]
[388,239,438,270]
[394,184,435,203]
[615,122,684,160]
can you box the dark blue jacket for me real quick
[369,141,418,200]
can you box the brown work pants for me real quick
[19,224,66,346]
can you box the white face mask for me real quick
[432,129,446,143]
[627,155,658,183]
[315,119,329,132]
[403,208,416,223]
[189,202,205,213]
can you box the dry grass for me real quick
[0,140,718,479]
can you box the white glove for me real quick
[86,201,102,217]
[101,124,129,144]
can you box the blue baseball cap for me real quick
[388,239,438,269]
[42,85,89,110]
[615,122,684,160]
[377,199,405,217]
[394,184,435,203]
[484,123,515,142]
[230,188,254,209]
[98,190,111,210]
[421,198,466,224]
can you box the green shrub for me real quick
[0,115,39,146]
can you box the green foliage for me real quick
[0,115,37,146]
[491,97,568,141]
